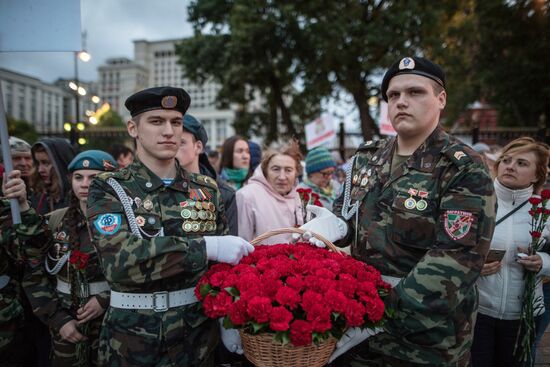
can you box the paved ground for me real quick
[536,330,550,366]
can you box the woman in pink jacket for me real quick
[236,141,305,244]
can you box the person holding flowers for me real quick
[298,146,340,211]
[298,56,497,365]
[472,137,550,367]
[236,140,305,244]
[23,150,118,366]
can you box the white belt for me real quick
[110,288,198,312]
[56,279,110,295]
[381,275,402,288]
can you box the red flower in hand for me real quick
[69,250,89,270]
[531,231,542,239]
[529,197,542,206]
[541,190,550,200]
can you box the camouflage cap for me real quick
[381,56,446,101]
[125,86,191,117]
[183,114,208,146]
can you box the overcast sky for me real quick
[0,0,194,83]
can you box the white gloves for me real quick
[219,318,243,354]
[328,327,383,363]
[205,236,254,265]
[293,205,348,247]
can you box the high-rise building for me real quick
[98,38,235,148]
[0,68,66,133]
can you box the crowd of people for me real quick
[0,56,549,367]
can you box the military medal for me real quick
[181,209,192,219]
[134,197,142,208]
[192,222,200,232]
[180,201,189,207]
[182,221,192,232]
[404,188,418,210]
[352,174,359,185]
[198,210,207,220]
[56,231,67,241]
[360,176,368,187]
[136,216,146,227]
[143,199,153,210]
[208,202,215,212]
[416,191,428,211]
[191,211,199,220]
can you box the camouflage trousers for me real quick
[51,315,103,367]
[329,342,471,367]
[98,307,218,367]
[0,316,27,367]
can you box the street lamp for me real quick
[70,50,91,146]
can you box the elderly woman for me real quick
[472,137,550,367]
[236,140,305,244]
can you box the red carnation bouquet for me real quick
[296,188,323,223]
[195,243,390,348]
[515,190,550,364]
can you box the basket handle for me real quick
[250,227,344,255]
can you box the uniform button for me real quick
[145,182,152,188]
[192,262,198,268]
[182,182,188,189]
[148,217,156,224]
[372,156,378,161]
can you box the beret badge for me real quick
[161,95,178,109]
[82,159,90,168]
[399,57,415,70]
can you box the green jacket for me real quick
[0,201,50,348]
[333,126,497,365]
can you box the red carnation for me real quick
[531,231,542,239]
[247,296,273,324]
[541,190,550,200]
[529,197,542,206]
[364,297,385,323]
[301,290,323,314]
[69,250,89,270]
[270,306,293,331]
[343,300,367,327]
[275,286,301,309]
[306,303,332,332]
[290,320,313,347]
[228,299,248,326]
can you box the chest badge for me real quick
[444,210,474,240]
[416,190,429,211]
[404,188,418,210]
[143,199,154,211]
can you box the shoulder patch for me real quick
[93,213,122,235]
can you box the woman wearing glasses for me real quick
[298,146,339,210]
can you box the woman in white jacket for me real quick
[472,137,550,367]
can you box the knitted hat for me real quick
[248,141,262,171]
[68,150,118,172]
[305,147,336,174]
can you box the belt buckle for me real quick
[152,291,169,312]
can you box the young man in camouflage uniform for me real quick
[1,170,51,366]
[301,57,497,366]
[86,86,254,366]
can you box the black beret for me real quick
[381,57,445,101]
[183,114,208,146]
[125,86,191,117]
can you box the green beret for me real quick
[183,114,208,145]
[68,150,117,172]
[381,57,445,102]
[125,86,191,117]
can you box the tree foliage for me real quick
[178,0,548,142]
[7,116,38,144]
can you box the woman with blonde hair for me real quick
[236,140,305,244]
[472,137,550,366]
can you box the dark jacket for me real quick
[199,153,238,235]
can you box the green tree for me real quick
[7,116,38,144]
[473,0,549,127]
[177,1,324,144]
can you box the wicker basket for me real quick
[237,228,341,367]
[240,330,337,367]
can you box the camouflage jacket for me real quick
[0,201,50,347]
[333,126,496,365]
[23,207,109,332]
[86,158,228,295]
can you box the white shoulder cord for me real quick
[106,178,164,239]
[341,155,359,220]
[45,251,70,275]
